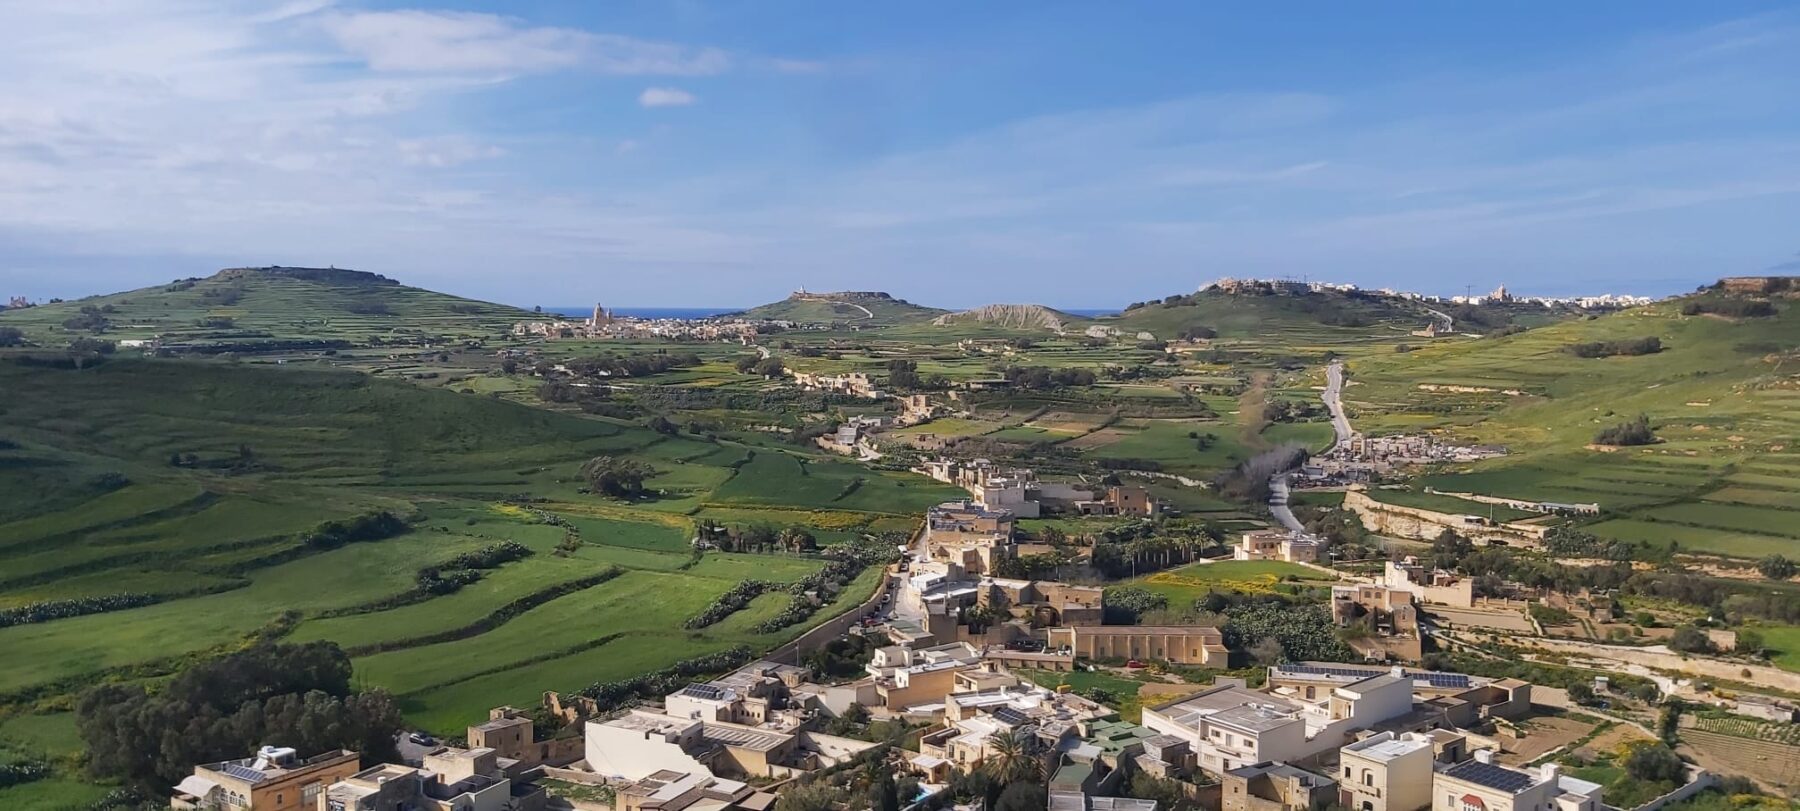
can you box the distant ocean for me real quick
[544,305,1121,320]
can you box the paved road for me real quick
[1265,361,1351,533]
[1422,306,1455,333]
[1321,359,1352,451]
[1268,474,1304,533]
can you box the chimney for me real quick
[1391,666,1406,678]
[1473,749,1493,764]
[1540,763,1561,783]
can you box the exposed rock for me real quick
[933,304,1072,332]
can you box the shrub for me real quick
[1594,415,1656,446]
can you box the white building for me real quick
[1142,674,1414,777]
[1340,732,1434,811]
[1432,752,1602,811]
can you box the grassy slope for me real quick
[0,266,532,347]
[1342,296,1800,557]
[0,358,945,737]
[735,293,946,325]
[1104,288,1429,342]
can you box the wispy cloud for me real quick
[638,87,698,108]
[319,10,729,75]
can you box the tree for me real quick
[774,783,840,811]
[1668,625,1716,654]
[1623,742,1686,783]
[994,782,1047,811]
[1757,555,1796,581]
[984,729,1042,784]
[1735,628,1765,657]
[871,772,901,811]
[753,357,786,377]
[0,326,23,346]
[1594,415,1657,446]
[580,456,655,499]
[1567,682,1596,705]
[887,359,922,389]
[646,415,679,436]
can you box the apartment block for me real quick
[1339,732,1434,811]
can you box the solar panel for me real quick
[221,764,268,783]
[680,683,725,700]
[1446,760,1536,793]
[992,706,1032,727]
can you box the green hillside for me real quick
[1104,285,1432,343]
[1342,290,1800,558]
[0,357,954,739]
[0,266,532,350]
[734,290,946,325]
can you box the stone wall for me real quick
[1344,489,1548,546]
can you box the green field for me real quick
[0,357,907,741]
[1344,296,1800,558]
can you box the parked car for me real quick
[1125,659,1145,669]
[407,733,436,746]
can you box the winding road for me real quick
[1268,360,1353,533]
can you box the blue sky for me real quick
[1,2,1797,308]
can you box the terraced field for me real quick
[1344,298,1800,558]
[0,358,952,743]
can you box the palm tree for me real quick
[984,729,1042,784]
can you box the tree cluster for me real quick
[1681,298,1776,318]
[1101,586,1169,624]
[1593,415,1657,446]
[302,510,409,550]
[77,643,402,791]
[1567,336,1662,358]
[1001,365,1097,389]
[581,455,656,498]
[1222,600,1356,663]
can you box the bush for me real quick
[1623,742,1686,783]
[1594,415,1656,446]
[1756,555,1796,581]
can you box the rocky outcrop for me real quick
[933,304,1072,332]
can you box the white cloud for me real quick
[638,87,697,107]
[320,10,728,75]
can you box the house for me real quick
[467,707,584,769]
[584,709,875,782]
[1235,531,1322,564]
[1045,625,1229,666]
[1222,762,1336,811]
[319,747,547,811]
[615,769,778,811]
[1266,663,1530,724]
[1075,486,1160,518]
[664,660,817,731]
[1384,559,1474,609]
[1050,792,1160,811]
[1331,585,1423,662]
[1432,752,1603,811]
[981,579,1105,627]
[866,642,985,711]
[925,501,1016,574]
[918,683,1116,771]
[171,746,361,811]
[1339,732,1434,811]
[1142,673,1414,776]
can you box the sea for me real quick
[543,306,1122,320]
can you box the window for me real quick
[1364,772,1373,786]
[1344,767,1352,778]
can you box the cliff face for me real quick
[933,304,1071,332]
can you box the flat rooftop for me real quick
[699,724,790,752]
[1344,734,1431,761]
